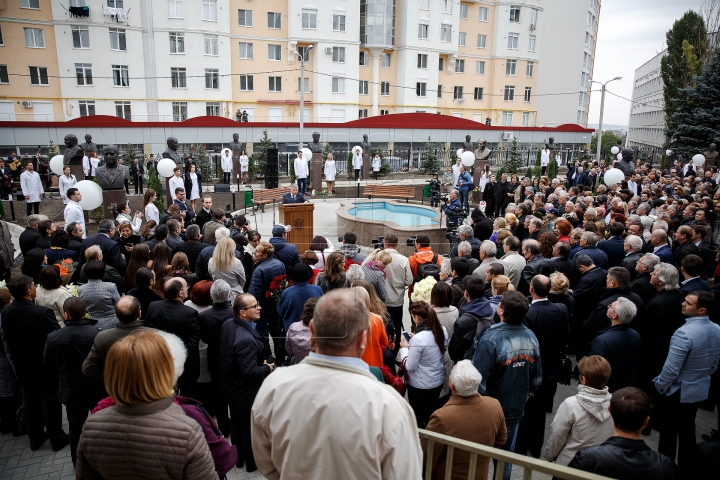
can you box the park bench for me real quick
[363,185,416,203]
[252,186,292,212]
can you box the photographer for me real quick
[456,165,473,214]
[429,174,441,207]
[441,189,463,227]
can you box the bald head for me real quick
[84,245,103,261]
[530,275,551,298]
[311,289,369,356]
[115,296,141,323]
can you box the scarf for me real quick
[411,318,431,335]
[489,294,502,307]
[366,261,386,279]
[339,244,361,258]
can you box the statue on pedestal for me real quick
[162,137,182,167]
[615,147,636,178]
[360,134,372,151]
[704,143,718,169]
[463,135,473,152]
[79,134,97,155]
[474,139,491,162]
[96,145,129,190]
[308,132,323,153]
[63,134,85,181]
[308,133,323,191]
[229,133,244,180]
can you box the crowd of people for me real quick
[0,151,719,479]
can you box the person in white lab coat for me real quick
[169,167,184,201]
[240,151,249,185]
[324,153,336,195]
[83,152,99,179]
[20,160,44,215]
[59,166,77,205]
[221,149,233,184]
[63,187,86,238]
[541,147,550,176]
[294,151,309,194]
[372,154,381,180]
[352,147,363,181]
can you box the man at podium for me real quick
[282,185,308,204]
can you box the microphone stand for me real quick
[272,198,276,226]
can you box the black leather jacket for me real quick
[569,437,678,480]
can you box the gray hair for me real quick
[27,214,46,228]
[581,231,599,245]
[450,360,483,397]
[638,253,660,271]
[345,264,365,284]
[651,229,667,243]
[529,217,544,230]
[98,219,115,234]
[210,279,233,303]
[450,188,459,197]
[652,220,668,232]
[457,241,473,257]
[84,245,102,261]
[522,239,541,256]
[458,224,474,237]
[612,297,637,324]
[440,258,453,277]
[186,224,200,239]
[653,263,680,290]
[625,235,643,252]
[215,227,230,241]
[480,240,497,257]
[640,216,654,231]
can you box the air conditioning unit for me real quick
[325,47,333,54]
[458,98,465,103]
[530,24,537,30]
[503,132,514,140]
[21,101,33,109]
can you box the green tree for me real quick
[533,149,542,177]
[193,144,214,182]
[347,151,354,178]
[590,131,620,157]
[251,130,273,181]
[548,158,558,180]
[146,166,165,212]
[419,137,442,174]
[48,140,59,158]
[122,143,136,165]
[504,138,522,174]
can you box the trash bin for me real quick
[422,185,431,204]
[244,190,253,207]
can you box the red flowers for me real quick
[267,274,293,303]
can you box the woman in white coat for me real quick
[59,166,77,204]
[143,189,160,225]
[221,148,233,184]
[240,151,249,185]
[324,153,336,195]
[541,147,550,176]
[372,154,381,180]
[20,161,43,216]
[479,164,490,201]
[352,147,363,180]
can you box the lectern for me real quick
[279,203,314,253]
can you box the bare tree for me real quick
[701,0,720,65]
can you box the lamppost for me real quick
[294,45,313,151]
[591,76,622,162]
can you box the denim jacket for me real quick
[472,322,542,422]
[653,316,720,403]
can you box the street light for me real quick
[294,45,313,151]
[590,76,622,162]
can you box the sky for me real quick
[587,0,707,128]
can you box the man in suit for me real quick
[673,226,700,274]
[130,157,144,194]
[573,167,588,188]
[551,241,578,288]
[572,232,609,270]
[597,222,627,268]
[195,195,213,231]
[173,188,195,225]
[165,219,185,252]
[19,214,45,256]
[175,224,209,272]
[570,255,607,352]
[145,277,201,399]
[281,185,306,204]
[630,253,660,306]
[79,219,126,274]
[517,239,555,296]
[143,223,168,254]
[679,254,711,294]
[1,276,68,451]
[66,222,84,252]
[516,275,568,458]
[620,235,644,280]
[650,229,673,264]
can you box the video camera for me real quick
[370,236,385,250]
[446,226,461,245]
[406,234,417,247]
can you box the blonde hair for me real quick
[550,272,570,294]
[505,213,518,226]
[493,217,508,230]
[491,275,514,295]
[375,250,392,266]
[212,237,237,272]
[104,331,175,406]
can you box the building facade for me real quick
[625,49,666,150]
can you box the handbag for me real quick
[557,354,572,386]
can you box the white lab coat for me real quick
[294,157,308,179]
[64,200,86,238]
[169,174,184,201]
[59,174,77,204]
[240,155,249,172]
[324,160,336,181]
[83,156,99,176]
[20,170,43,203]
[452,164,461,186]
[541,149,550,167]
[372,156,381,172]
[221,151,233,173]
[352,151,363,169]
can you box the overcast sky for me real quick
[587,0,707,128]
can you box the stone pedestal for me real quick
[69,165,85,181]
[102,189,127,220]
[362,149,370,180]
[311,153,323,193]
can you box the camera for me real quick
[223,204,234,228]
[370,236,385,250]
[438,194,449,204]
[446,226,461,244]
[406,234,417,247]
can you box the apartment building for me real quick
[626,50,666,150]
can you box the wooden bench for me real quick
[252,186,292,212]
[363,185,416,203]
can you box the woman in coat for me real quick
[143,189,160,226]
[77,261,121,330]
[184,163,203,212]
[35,265,73,326]
[372,153,381,180]
[114,202,143,234]
[360,249,392,302]
[208,237,246,297]
[220,148,233,184]
[324,153,336,195]
[58,165,77,204]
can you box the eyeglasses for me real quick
[241,303,261,310]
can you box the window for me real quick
[504,85,515,101]
[418,24,428,39]
[530,9,538,25]
[476,61,485,75]
[172,102,187,121]
[24,28,44,48]
[204,35,218,56]
[206,102,221,116]
[455,59,465,73]
[381,81,390,95]
[380,109,390,115]
[583,52,591,68]
[239,42,253,59]
[238,9,252,26]
[171,67,186,88]
[585,32,591,48]
[458,32,466,46]
[359,80,368,95]
[528,35,536,52]
[581,71,589,87]
[29,66,48,85]
[439,58,444,71]
[20,0,40,8]
[437,85,442,98]
[112,65,129,86]
[502,111,513,126]
[460,5,468,19]
[441,0,452,14]
[202,0,217,21]
[109,28,126,51]
[169,32,184,53]
[508,33,518,50]
[417,54,427,69]
[479,7,488,21]
[441,24,452,42]
[78,101,95,117]
[510,6,520,22]
[358,109,368,119]
[297,77,309,93]
[453,86,463,99]
[526,61,534,77]
[75,63,92,86]
[359,51,369,66]
[72,26,89,49]
[302,9,317,29]
[416,82,426,97]
[107,0,123,7]
[0,66,8,84]
[239,75,253,91]
[477,34,487,48]
[522,111,530,126]
[333,14,346,32]
[298,46,311,62]
[420,0,429,10]
[205,69,219,89]
[168,0,184,18]
[268,44,282,61]
[332,77,345,93]
[115,101,131,120]
[269,76,281,92]
[382,53,391,68]
[332,47,345,63]
[474,87,483,100]
[506,60,517,76]
[267,12,281,29]
[524,87,531,102]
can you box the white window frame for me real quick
[333,14,346,32]
[297,77,310,93]
[72,26,90,49]
[359,80,368,95]
[380,109,390,115]
[528,35,536,52]
[453,86,463,100]
[441,24,452,43]
[508,33,519,50]
[202,0,217,22]
[526,61,534,78]
[107,0,124,8]
[239,42,253,59]
[168,0,184,18]
[78,100,95,117]
[206,102,221,116]
[109,28,126,51]
[172,101,188,122]
[380,81,390,95]
[29,66,49,85]
[268,76,282,92]
[267,12,282,29]
[530,9,538,26]
[477,34,487,48]
[459,32,466,46]
[302,9,317,29]
[268,44,282,61]
[205,68,219,89]
[476,61,485,75]
[418,24,429,39]
[382,53,391,68]
[332,76,345,94]
[112,64,129,87]
[504,85,515,101]
[238,9,252,26]
[171,67,186,88]
[115,101,131,120]
[239,75,253,91]
[359,51,369,66]
[479,7,488,22]
[506,60,517,76]
[474,87,484,100]
[417,53,428,69]
[169,32,185,54]
[416,82,427,97]
[358,109,368,119]
[24,28,44,48]
[455,59,465,73]
[332,46,346,63]
[75,63,92,86]
[502,111,513,126]
[524,86,531,102]
[420,0,429,10]
[441,0,452,14]
[522,111,530,126]
[460,4,468,19]
[204,35,218,56]
[510,6,521,23]
[20,0,40,9]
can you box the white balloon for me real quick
[610,146,620,155]
[157,158,177,178]
[302,148,313,161]
[456,148,464,159]
[352,145,363,155]
[49,155,65,176]
[75,180,103,210]
[460,151,475,167]
[692,154,706,166]
[603,168,624,185]
[666,149,672,156]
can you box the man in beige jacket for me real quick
[251,289,422,479]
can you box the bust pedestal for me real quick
[362,150,371,180]
[102,190,127,220]
[69,165,85,181]
[311,153,323,194]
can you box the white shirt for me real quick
[64,200,86,238]
[399,327,448,389]
[145,202,159,225]
[452,164,462,186]
[59,174,77,204]
[20,170,43,202]
[372,156,381,171]
[352,151,363,169]
[324,160,336,181]
[240,155,249,172]
[169,174,184,201]
[116,212,142,233]
[221,153,233,173]
[294,157,308,178]
[541,150,550,167]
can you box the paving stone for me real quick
[24,461,40,477]
[17,455,42,467]
[36,464,63,475]
[24,475,49,480]
[46,470,61,480]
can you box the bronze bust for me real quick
[308,132,322,153]
[63,134,84,166]
[95,145,129,190]
[162,137,182,165]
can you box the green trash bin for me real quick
[244,190,253,208]
[422,185,431,204]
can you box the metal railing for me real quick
[419,430,614,480]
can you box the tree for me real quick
[147,166,165,212]
[419,137,442,174]
[48,140,59,158]
[193,143,214,182]
[534,149,542,178]
[251,130,273,181]
[548,158,558,180]
[590,131,620,157]
[122,143,136,165]
[504,138,522,174]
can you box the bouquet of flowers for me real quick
[410,276,437,304]
[266,274,293,303]
[66,283,81,297]
[56,258,78,286]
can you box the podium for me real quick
[279,203,314,253]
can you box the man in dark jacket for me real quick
[514,204,529,241]
[679,254,710,294]
[518,239,555,296]
[570,255,607,352]
[221,293,274,472]
[1,275,67,451]
[130,157,144,194]
[620,234,644,281]
[195,195,214,231]
[571,232,609,270]
[19,214,44,256]
[173,188,196,225]
[597,222,626,268]
[79,219,126,273]
[470,207,493,241]
[494,173,509,218]
[672,226,700,274]
[449,257,470,308]
[166,219,185,252]
[44,297,104,466]
[145,278,201,398]
[448,276,494,362]
[588,297,642,392]
[175,224,210,272]
[516,275,568,458]
[66,221,84,252]
[551,241,578,288]
[450,225,481,259]
[569,387,678,479]
[630,253,659,306]
[269,225,301,276]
